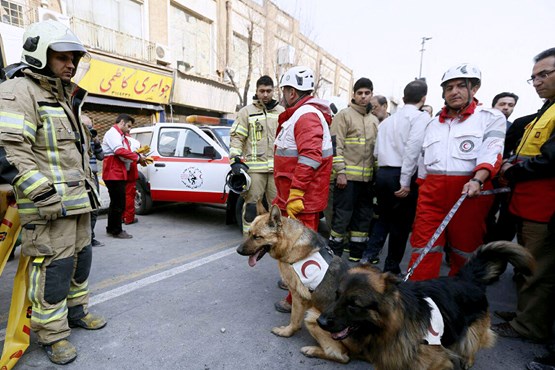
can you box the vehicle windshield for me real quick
[210,127,230,151]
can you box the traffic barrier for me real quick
[0,203,30,370]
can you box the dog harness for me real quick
[291,246,334,292]
[423,297,444,345]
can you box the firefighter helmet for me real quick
[279,66,315,91]
[226,168,251,194]
[21,20,88,70]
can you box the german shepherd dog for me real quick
[236,204,357,363]
[316,241,535,370]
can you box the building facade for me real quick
[0,0,353,135]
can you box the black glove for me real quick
[230,156,248,175]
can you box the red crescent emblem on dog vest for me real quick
[428,325,439,336]
[301,260,321,279]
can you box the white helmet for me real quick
[226,168,251,194]
[279,66,315,91]
[21,20,88,70]
[440,63,481,86]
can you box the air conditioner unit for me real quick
[155,44,172,66]
[37,8,70,27]
[277,45,295,66]
[224,68,237,84]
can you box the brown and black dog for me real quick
[236,204,361,363]
[317,241,535,370]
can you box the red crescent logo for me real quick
[301,260,321,279]
[428,325,439,336]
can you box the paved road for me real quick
[0,203,549,369]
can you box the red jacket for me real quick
[101,124,139,181]
[273,96,333,213]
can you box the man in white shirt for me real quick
[361,80,429,273]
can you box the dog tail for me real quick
[457,241,535,286]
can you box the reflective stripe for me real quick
[31,302,68,324]
[414,245,444,254]
[42,114,65,184]
[330,230,345,240]
[350,236,368,243]
[344,137,367,145]
[427,170,473,176]
[0,112,37,141]
[68,281,88,299]
[62,195,90,210]
[15,170,49,197]
[483,130,505,139]
[229,148,242,157]
[38,106,66,118]
[234,125,248,137]
[245,161,271,171]
[350,231,368,238]
[345,165,372,177]
[276,148,298,157]
[28,257,42,306]
[299,155,320,169]
[322,148,333,158]
[450,247,474,260]
[333,156,344,163]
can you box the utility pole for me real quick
[418,37,432,79]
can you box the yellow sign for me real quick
[78,59,173,104]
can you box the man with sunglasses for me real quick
[492,47,555,343]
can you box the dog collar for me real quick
[423,297,444,345]
[291,247,331,292]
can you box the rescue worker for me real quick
[273,66,333,312]
[102,114,145,239]
[229,75,284,235]
[492,47,555,343]
[0,20,106,364]
[407,63,506,280]
[327,78,378,261]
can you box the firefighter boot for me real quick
[328,238,344,257]
[43,339,77,365]
[348,241,366,262]
[69,312,107,330]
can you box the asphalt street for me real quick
[0,202,550,369]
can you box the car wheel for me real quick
[135,180,153,215]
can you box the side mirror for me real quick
[203,146,216,159]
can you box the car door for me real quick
[148,125,229,204]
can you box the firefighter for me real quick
[0,20,106,365]
[229,75,284,235]
[327,78,379,261]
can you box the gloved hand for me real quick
[143,156,154,165]
[38,201,65,221]
[230,156,248,175]
[286,188,305,219]
[136,145,151,155]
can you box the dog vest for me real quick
[423,297,444,345]
[291,246,334,292]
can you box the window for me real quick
[132,132,153,148]
[158,129,180,157]
[182,130,210,158]
[66,0,143,38]
[158,128,213,159]
[169,5,213,76]
[1,0,23,27]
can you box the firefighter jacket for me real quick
[418,104,505,181]
[331,103,378,182]
[101,124,139,181]
[0,68,98,224]
[274,96,333,213]
[506,101,555,223]
[230,98,284,172]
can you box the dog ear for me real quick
[383,271,402,292]
[256,198,268,215]
[269,205,282,228]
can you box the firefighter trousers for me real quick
[242,172,276,235]
[21,213,92,344]
[330,180,373,241]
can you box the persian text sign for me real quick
[78,59,173,104]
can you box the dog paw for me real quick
[301,346,349,363]
[271,325,296,337]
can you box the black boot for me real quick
[348,241,365,262]
[328,239,344,257]
[383,258,401,275]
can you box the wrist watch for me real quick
[470,178,484,189]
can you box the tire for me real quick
[135,180,153,215]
